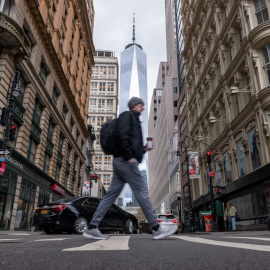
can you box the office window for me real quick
[39,62,48,84]
[44,153,50,174]
[95,154,102,165]
[28,139,37,163]
[254,0,269,24]
[99,82,106,92]
[0,0,10,15]
[48,119,54,141]
[98,99,105,108]
[89,98,97,108]
[174,101,177,107]
[52,86,59,104]
[108,66,115,76]
[262,44,270,85]
[107,99,113,109]
[107,83,114,93]
[97,116,104,126]
[55,164,61,182]
[33,100,42,125]
[173,87,178,93]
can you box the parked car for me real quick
[156,214,179,234]
[33,196,138,234]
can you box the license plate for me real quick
[41,210,48,214]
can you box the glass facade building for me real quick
[120,43,148,138]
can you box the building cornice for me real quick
[25,0,89,138]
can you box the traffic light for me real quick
[207,151,211,164]
[215,186,223,195]
[8,124,16,141]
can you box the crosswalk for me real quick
[172,235,270,252]
[1,234,270,253]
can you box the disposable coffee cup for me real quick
[147,137,153,149]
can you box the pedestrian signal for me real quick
[207,151,211,164]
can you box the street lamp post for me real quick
[1,71,20,150]
[178,141,194,232]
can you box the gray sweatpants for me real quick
[90,157,158,228]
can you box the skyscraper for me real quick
[119,16,148,138]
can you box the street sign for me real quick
[0,149,12,156]
[209,171,215,177]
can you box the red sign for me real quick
[209,171,215,177]
[52,184,65,195]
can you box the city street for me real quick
[1,231,270,270]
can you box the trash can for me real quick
[204,215,213,232]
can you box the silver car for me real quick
[156,214,178,229]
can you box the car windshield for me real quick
[158,215,175,220]
[50,197,81,204]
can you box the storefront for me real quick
[0,148,73,231]
[192,162,270,231]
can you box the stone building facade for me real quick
[182,0,270,230]
[88,50,119,192]
[0,0,95,230]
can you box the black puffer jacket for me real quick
[114,110,145,163]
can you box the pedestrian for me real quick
[83,97,177,240]
[224,202,237,232]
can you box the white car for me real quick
[156,214,178,228]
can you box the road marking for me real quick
[224,237,270,242]
[62,236,130,251]
[7,233,31,236]
[34,238,70,242]
[173,236,270,252]
[0,239,21,241]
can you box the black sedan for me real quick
[33,196,138,234]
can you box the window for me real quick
[89,98,96,108]
[44,153,50,174]
[62,104,68,120]
[16,74,26,104]
[39,62,48,84]
[262,44,270,85]
[236,139,247,177]
[174,101,177,107]
[96,134,100,145]
[47,119,54,141]
[98,99,105,108]
[247,127,261,170]
[100,66,107,76]
[92,66,98,77]
[173,87,178,93]
[108,66,115,76]
[97,116,104,126]
[95,154,102,165]
[89,116,95,126]
[107,99,113,109]
[70,118,74,133]
[99,82,106,92]
[104,155,112,165]
[154,108,157,112]
[254,0,269,24]
[0,0,10,15]
[59,134,64,153]
[107,83,114,93]
[52,86,59,104]
[33,100,42,125]
[154,100,157,104]
[28,138,37,162]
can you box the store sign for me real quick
[6,156,23,170]
[209,171,215,177]
[52,184,65,195]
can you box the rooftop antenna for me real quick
[132,13,135,43]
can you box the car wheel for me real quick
[124,219,133,234]
[43,228,56,234]
[73,217,88,234]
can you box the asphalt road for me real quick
[1,231,270,270]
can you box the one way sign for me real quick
[0,149,12,156]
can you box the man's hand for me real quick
[144,143,154,152]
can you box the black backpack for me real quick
[100,118,118,155]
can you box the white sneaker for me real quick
[83,228,109,240]
[152,224,178,240]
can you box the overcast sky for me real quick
[93,0,167,108]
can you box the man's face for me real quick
[132,103,145,113]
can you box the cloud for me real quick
[93,0,166,106]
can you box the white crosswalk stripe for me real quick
[34,238,70,242]
[172,236,270,252]
[62,236,130,251]
[0,239,21,242]
[224,237,270,242]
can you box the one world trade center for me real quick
[119,16,148,138]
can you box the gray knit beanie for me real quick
[128,97,144,110]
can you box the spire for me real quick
[132,13,135,43]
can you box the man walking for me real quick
[83,97,177,240]
[224,202,237,231]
